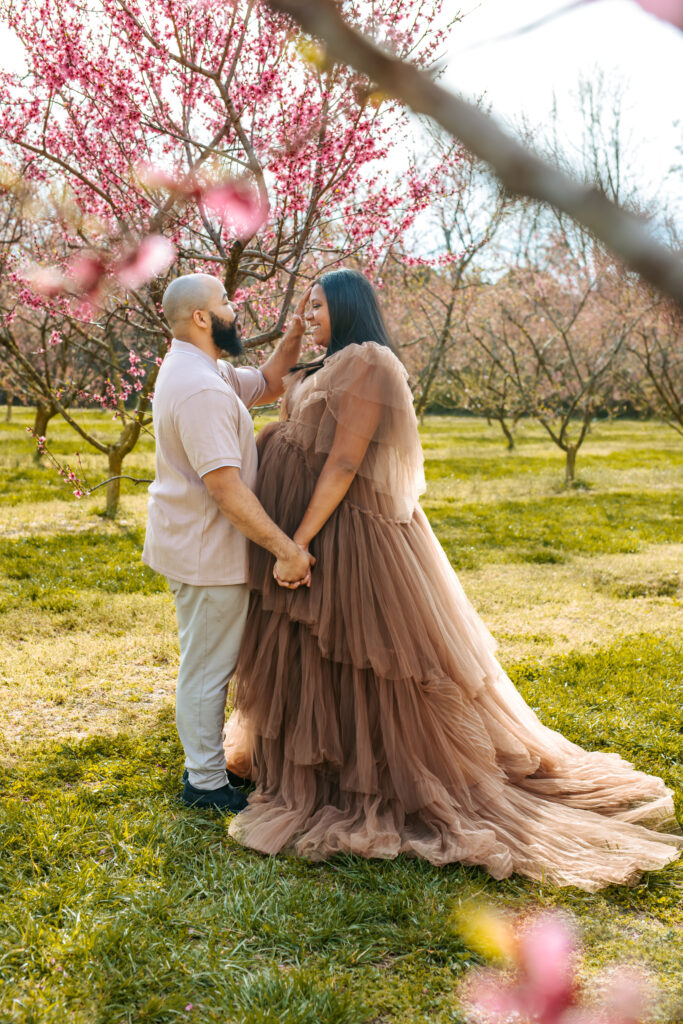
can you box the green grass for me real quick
[0,530,165,612]
[0,636,681,1024]
[423,445,683,483]
[0,408,682,1023]
[426,490,682,569]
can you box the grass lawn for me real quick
[0,409,681,1024]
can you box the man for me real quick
[143,273,313,812]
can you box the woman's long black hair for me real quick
[293,268,395,376]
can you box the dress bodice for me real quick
[279,342,425,522]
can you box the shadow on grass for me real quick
[0,707,477,1023]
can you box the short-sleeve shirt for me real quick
[142,339,266,585]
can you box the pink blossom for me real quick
[634,0,683,28]
[600,967,651,1024]
[463,910,654,1024]
[114,235,176,289]
[68,254,106,295]
[135,162,182,191]
[520,914,576,1006]
[468,970,522,1019]
[203,181,268,239]
[24,265,68,297]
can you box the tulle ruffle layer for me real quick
[228,420,682,890]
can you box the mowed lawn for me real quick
[0,408,681,1024]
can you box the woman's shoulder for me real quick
[325,343,413,412]
[328,341,407,379]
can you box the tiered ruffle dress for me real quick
[226,342,682,891]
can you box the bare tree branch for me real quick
[87,474,152,493]
[266,0,683,307]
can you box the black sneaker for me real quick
[182,767,254,793]
[227,768,255,794]
[181,779,247,812]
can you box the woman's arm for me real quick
[291,398,381,549]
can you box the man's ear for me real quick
[192,308,209,329]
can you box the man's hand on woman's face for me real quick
[283,285,312,343]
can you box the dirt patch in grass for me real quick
[0,593,178,763]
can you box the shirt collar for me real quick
[171,338,221,373]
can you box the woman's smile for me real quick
[305,282,332,346]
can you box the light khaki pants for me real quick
[166,578,249,791]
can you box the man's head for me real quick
[162,273,243,357]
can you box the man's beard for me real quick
[210,312,243,356]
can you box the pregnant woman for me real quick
[225,268,682,891]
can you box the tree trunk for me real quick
[33,403,57,461]
[565,446,577,485]
[103,420,144,517]
[4,392,13,422]
[496,414,515,450]
[414,297,456,418]
[104,450,124,518]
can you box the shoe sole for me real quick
[180,791,247,812]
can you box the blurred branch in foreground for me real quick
[266,0,683,308]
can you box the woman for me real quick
[225,268,682,891]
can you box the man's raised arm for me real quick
[254,286,312,405]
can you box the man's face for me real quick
[208,287,243,356]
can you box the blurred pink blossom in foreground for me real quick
[68,254,107,294]
[115,235,176,290]
[25,166,266,301]
[459,908,653,1024]
[203,180,269,239]
[633,0,683,28]
[25,236,176,302]
[24,265,69,298]
[136,163,269,239]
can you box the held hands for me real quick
[273,541,315,590]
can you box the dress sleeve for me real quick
[323,342,412,443]
[301,343,426,522]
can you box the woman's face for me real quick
[306,283,331,348]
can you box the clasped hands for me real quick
[273,540,314,590]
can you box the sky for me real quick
[441,0,682,213]
[1,0,681,216]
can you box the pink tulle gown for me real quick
[225,342,682,891]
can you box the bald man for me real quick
[143,273,313,812]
